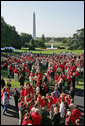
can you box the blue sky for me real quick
[1,1,84,37]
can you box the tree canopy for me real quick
[1,17,84,50]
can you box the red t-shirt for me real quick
[53,66,57,72]
[25,68,29,72]
[22,119,32,125]
[72,109,81,120]
[45,84,48,92]
[18,59,21,63]
[75,72,79,77]
[64,65,67,70]
[54,73,59,80]
[31,113,42,125]
[71,59,75,63]
[65,99,70,105]
[58,77,60,82]
[70,72,73,76]
[24,89,30,96]
[65,115,75,125]
[67,76,71,83]
[9,65,11,70]
[48,70,52,76]
[50,96,57,104]
[20,88,25,96]
[47,102,52,111]
[62,74,66,80]
[24,64,27,67]
[38,73,42,79]
[13,68,18,74]
[40,99,46,107]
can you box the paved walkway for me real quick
[1,95,19,125]
[1,88,84,125]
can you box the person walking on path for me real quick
[2,92,9,115]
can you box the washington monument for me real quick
[33,12,36,40]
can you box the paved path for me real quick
[1,95,19,125]
[1,88,84,125]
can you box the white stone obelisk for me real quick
[33,12,36,40]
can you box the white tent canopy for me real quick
[1,48,5,50]
[5,47,15,50]
[1,47,18,52]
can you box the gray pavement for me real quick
[1,95,19,125]
[1,88,84,125]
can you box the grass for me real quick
[17,48,84,55]
[1,69,84,89]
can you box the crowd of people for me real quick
[1,52,84,125]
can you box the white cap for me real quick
[67,111,71,116]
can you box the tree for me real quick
[20,33,33,47]
[29,39,36,50]
[68,28,84,50]
[1,17,21,49]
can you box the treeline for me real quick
[1,17,45,50]
[45,28,84,50]
[1,17,84,50]
[60,29,84,50]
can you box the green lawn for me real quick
[1,69,84,89]
[18,48,84,55]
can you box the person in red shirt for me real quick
[62,72,66,88]
[22,115,32,125]
[40,96,46,108]
[65,111,75,125]
[65,95,70,105]
[50,93,57,105]
[8,64,12,77]
[72,105,81,121]
[25,67,29,78]
[67,75,71,90]
[24,87,30,97]
[58,93,66,104]
[38,72,42,80]
[47,99,52,119]
[13,67,19,81]
[75,71,80,85]
[31,108,42,125]
[71,58,75,63]
[53,66,57,72]
[20,86,25,97]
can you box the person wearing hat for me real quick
[31,108,42,125]
[72,105,81,122]
[22,113,32,125]
[65,111,75,125]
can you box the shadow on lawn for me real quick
[21,48,44,51]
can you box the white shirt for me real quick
[59,102,65,118]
